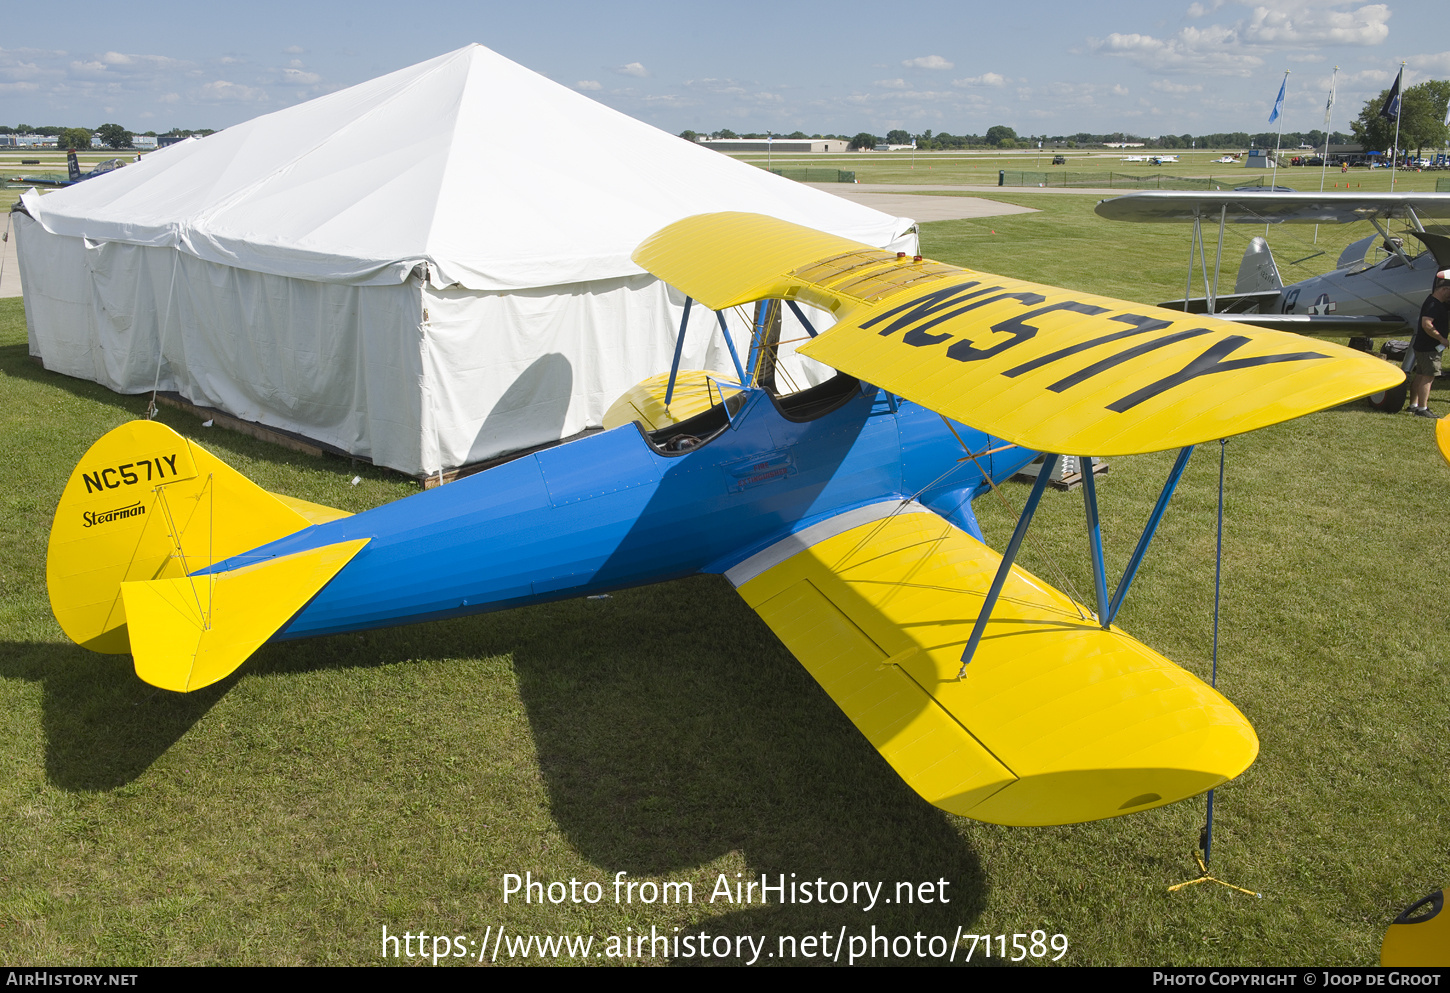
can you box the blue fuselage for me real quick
[207,378,1036,642]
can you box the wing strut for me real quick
[961,444,1198,674]
[663,297,693,406]
[716,310,747,383]
[1081,460,1111,624]
[786,300,819,337]
[1105,445,1195,626]
[957,454,1059,677]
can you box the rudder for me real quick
[47,420,349,654]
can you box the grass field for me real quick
[736,148,1450,194]
[1,182,1448,966]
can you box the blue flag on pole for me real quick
[1380,67,1403,120]
[1269,74,1287,123]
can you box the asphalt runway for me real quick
[0,209,20,298]
[807,182,1043,222]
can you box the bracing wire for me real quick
[147,249,182,419]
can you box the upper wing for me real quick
[1095,191,1450,225]
[724,502,1257,826]
[1172,312,1411,335]
[634,212,1403,456]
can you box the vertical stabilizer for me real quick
[47,420,350,654]
[1235,237,1282,295]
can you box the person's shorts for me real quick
[1414,350,1442,377]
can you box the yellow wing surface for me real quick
[726,502,1258,826]
[48,420,365,690]
[633,212,1403,456]
[602,370,739,432]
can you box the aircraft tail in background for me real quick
[1235,237,1283,295]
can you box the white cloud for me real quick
[641,93,697,108]
[283,45,305,55]
[1152,78,1204,93]
[1407,51,1450,75]
[1242,3,1390,46]
[198,79,264,102]
[576,79,601,90]
[614,62,649,77]
[281,67,321,84]
[953,72,1006,87]
[876,78,909,89]
[1091,3,1389,78]
[683,78,747,95]
[1090,28,1263,76]
[902,55,953,70]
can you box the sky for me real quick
[1,0,1445,140]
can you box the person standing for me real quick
[1408,271,1450,418]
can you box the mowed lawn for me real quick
[0,186,1447,966]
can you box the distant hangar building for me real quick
[698,138,850,153]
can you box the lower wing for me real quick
[724,501,1258,826]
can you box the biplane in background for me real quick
[8,149,126,188]
[1094,191,1450,336]
[1096,191,1450,412]
[46,213,1400,827]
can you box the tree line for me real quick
[1,124,217,150]
[680,79,1450,154]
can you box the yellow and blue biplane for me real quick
[46,212,1401,827]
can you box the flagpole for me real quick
[1391,62,1406,191]
[1270,70,1289,192]
[1316,66,1338,244]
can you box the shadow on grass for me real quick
[252,573,989,954]
[8,576,990,948]
[0,640,236,791]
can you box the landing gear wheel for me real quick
[1367,382,1408,413]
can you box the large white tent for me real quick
[15,44,916,475]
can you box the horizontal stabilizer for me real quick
[48,420,351,654]
[727,504,1258,826]
[634,213,1404,456]
[122,539,368,692]
[1156,291,1281,315]
[1179,312,1410,335]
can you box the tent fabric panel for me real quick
[19,44,917,291]
[17,218,430,473]
[419,279,843,471]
